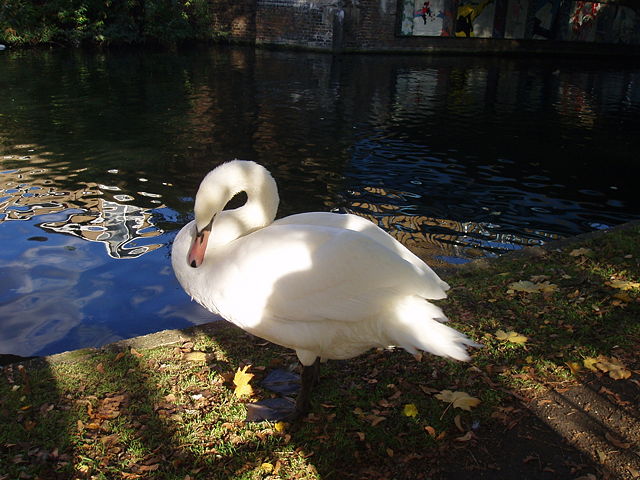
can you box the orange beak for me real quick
[188,228,210,268]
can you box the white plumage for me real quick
[171,160,478,417]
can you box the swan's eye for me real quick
[223,191,248,211]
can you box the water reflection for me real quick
[0,160,163,258]
[0,47,638,356]
[41,201,161,259]
[344,185,554,263]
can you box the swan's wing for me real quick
[273,212,449,292]
[221,224,448,326]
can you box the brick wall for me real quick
[209,0,256,43]
[214,0,640,54]
[341,0,398,50]
[255,0,342,50]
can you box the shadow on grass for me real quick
[436,224,640,479]
[2,317,636,479]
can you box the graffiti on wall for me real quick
[455,0,496,37]
[399,0,640,44]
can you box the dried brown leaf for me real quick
[367,415,386,426]
[605,432,631,449]
[424,426,436,438]
[454,414,465,432]
[130,348,144,358]
[455,431,474,442]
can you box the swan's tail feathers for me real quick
[389,296,481,362]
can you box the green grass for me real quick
[1,224,638,479]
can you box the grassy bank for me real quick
[0,0,223,48]
[1,224,639,479]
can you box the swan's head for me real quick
[187,160,279,268]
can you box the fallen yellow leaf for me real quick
[508,280,557,294]
[566,361,582,375]
[596,356,631,380]
[607,279,640,291]
[402,403,418,417]
[569,248,592,257]
[435,390,481,411]
[495,329,528,344]
[508,280,539,293]
[608,367,632,380]
[583,357,599,371]
[274,421,287,433]
[260,463,274,473]
[184,351,207,363]
[597,449,607,464]
[233,365,254,398]
[530,275,549,282]
[584,355,631,380]
[613,292,632,303]
[538,281,558,294]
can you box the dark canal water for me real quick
[1,46,639,357]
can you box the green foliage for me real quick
[0,0,220,47]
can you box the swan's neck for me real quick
[228,181,278,234]
[194,161,279,247]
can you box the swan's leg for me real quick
[247,359,320,422]
[310,357,320,386]
[294,357,320,417]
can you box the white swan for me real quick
[172,160,478,418]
